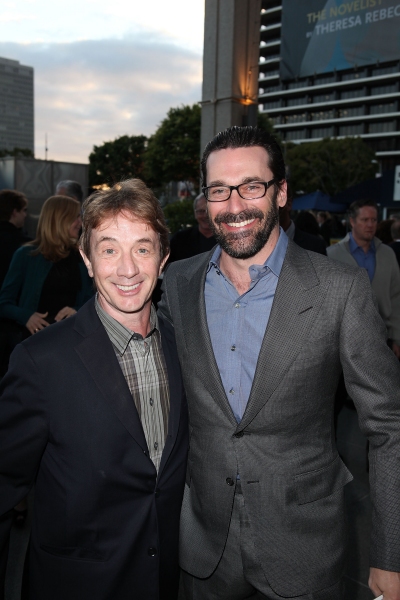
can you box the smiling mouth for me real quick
[116,283,140,291]
[226,219,255,228]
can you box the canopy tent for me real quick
[292,191,347,212]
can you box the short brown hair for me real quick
[28,195,81,262]
[0,189,28,221]
[80,179,169,261]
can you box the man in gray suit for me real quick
[158,126,400,600]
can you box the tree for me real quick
[257,112,277,138]
[89,135,147,187]
[285,137,377,196]
[0,147,34,158]
[144,104,201,196]
[163,199,196,235]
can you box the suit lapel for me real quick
[157,317,185,476]
[177,258,237,426]
[239,242,331,429]
[74,301,149,454]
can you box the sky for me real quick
[0,0,205,163]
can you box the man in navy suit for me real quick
[0,179,188,600]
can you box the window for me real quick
[370,84,397,96]
[313,92,335,103]
[311,110,334,121]
[340,89,364,99]
[263,100,281,109]
[370,103,396,114]
[338,107,364,118]
[287,96,307,106]
[287,80,306,89]
[371,65,398,76]
[310,127,334,138]
[285,129,306,140]
[369,121,396,133]
[341,71,366,81]
[338,124,364,135]
[285,113,307,123]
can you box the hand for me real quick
[54,306,76,322]
[369,567,400,600]
[391,341,400,359]
[26,312,49,335]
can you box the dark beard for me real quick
[210,196,279,259]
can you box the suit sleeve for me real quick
[0,247,33,326]
[339,268,400,571]
[386,251,400,346]
[0,343,49,588]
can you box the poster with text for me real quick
[280,0,400,80]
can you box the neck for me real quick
[100,297,152,338]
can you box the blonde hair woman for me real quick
[0,195,93,337]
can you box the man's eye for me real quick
[104,248,114,254]
[243,183,262,192]
[210,187,227,196]
[138,248,149,254]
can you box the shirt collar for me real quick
[207,227,288,280]
[95,295,158,355]
[349,231,376,254]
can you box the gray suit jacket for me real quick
[159,240,400,597]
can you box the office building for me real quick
[259,0,400,171]
[0,56,34,154]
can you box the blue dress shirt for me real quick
[348,232,376,282]
[204,229,289,423]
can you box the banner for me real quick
[280,0,400,80]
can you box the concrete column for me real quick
[201,0,262,155]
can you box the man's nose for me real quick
[116,252,140,277]
[225,188,248,213]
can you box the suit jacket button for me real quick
[226,477,234,486]
[234,431,244,438]
[148,547,157,556]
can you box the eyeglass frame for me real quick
[202,178,277,203]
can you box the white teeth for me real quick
[227,219,255,228]
[116,284,140,291]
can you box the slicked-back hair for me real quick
[348,199,378,220]
[201,126,286,189]
[80,179,170,261]
[0,189,28,221]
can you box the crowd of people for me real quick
[0,128,399,600]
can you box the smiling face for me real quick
[206,146,287,262]
[81,212,168,331]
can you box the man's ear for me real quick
[79,249,94,278]
[159,252,170,275]
[277,180,288,209]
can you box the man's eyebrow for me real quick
[95,236,117,247]
[207,176,264,186]
[95,236,155,247]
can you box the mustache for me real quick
[213,208,265,225]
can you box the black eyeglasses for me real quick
[202,179,276,203]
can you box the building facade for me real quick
[259,0,400,171]
[0,57,34,154]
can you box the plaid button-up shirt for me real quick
[96,297,170,472]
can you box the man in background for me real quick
[168,193,216,263]
[328,199,400,358]
[279,191,326,255]
[55,180,83,203]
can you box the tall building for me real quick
[0,56,34,154]
[259,0,400,171]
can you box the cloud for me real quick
[0,34,202,163]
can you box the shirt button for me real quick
[234,303,240,308]
[226,477,234,486]
[148,547,157,556]
[150,398,154,406]
[231,345,236,351]
[154,442,158,450]
[229,388,235,395]
[234,431,244,438]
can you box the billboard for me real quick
[280,0,400,80]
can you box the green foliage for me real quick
[0,147,34,158]
[257,112,276,136]
[145,104,201,194]
[163,199,196,235]
[285,137,377,196]
[89,135,148,187]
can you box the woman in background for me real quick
[0,195,93,526]
[0,195,93,338]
